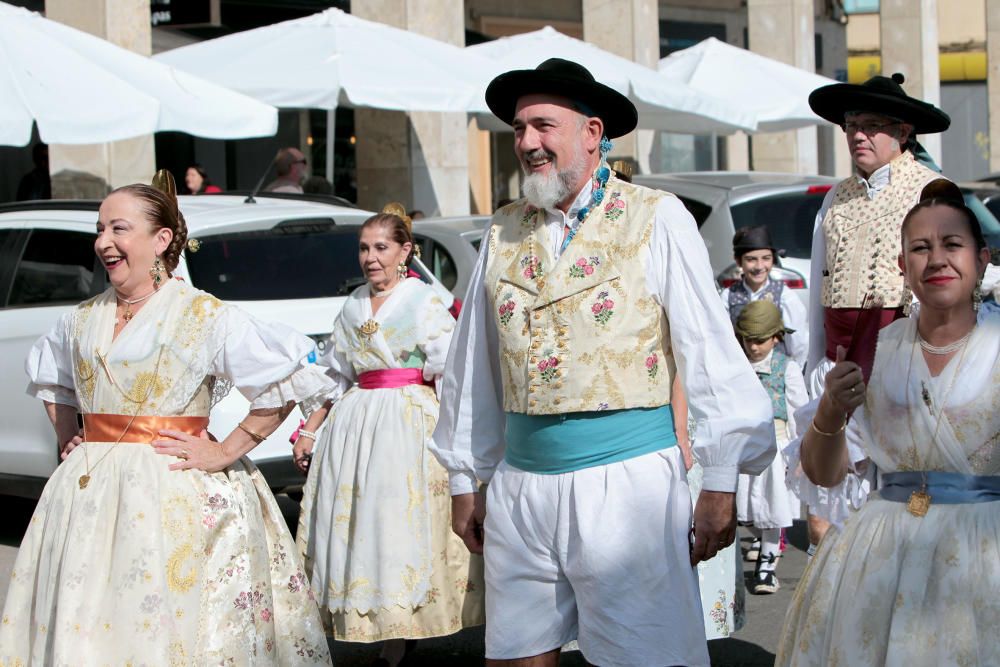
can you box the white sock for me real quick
[758,528,781,574]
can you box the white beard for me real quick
[521,149,589,211]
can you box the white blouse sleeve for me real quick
[649,196,776,493]
[429,237,506,495]
[417,291,457,381]
[807,187,837,377]
[781,293,810,368]
[212,306,336,414]
[314,316,356,405]
[25,311,78,408]
[784,359,810,441]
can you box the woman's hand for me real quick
[821,346,865,417]
[677,437,694,471]
[293,435,315,474]
[60,431,83,461]
[152,429,235,473]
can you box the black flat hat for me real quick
[733,225,784,257]
[485,58,638,139]
[808,73,950,134]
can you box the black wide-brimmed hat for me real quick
[485,58,638,139]
[733,225,783,257]
[808,73,950,134]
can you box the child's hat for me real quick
[734,300,795,339]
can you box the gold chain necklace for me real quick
[79,345,165,489]
[901,320,973,516]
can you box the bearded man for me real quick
[430,58,775,667]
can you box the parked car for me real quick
[958,182,1000,249]
[0,194,478,498]
[633,172,840,308]
[414,214,491,251]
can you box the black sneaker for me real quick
[750,569,780,594]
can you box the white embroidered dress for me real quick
[777,310,1000,666]
[0,279,332,666]
[297,278,484,642]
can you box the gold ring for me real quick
[180,449,190,460]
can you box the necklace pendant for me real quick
[78,474,91,490]
[921,382,932,410]
[907,489,931,517]
[123,308,133,323]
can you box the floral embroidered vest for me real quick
[820,151,942,309]
[757,350,788,422]
[728,280,784,327]
[484,177,673,415]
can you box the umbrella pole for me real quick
[326,108,336,188]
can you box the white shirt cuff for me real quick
[701,465,739,493]
[449,470,479,496]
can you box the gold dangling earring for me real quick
[973,279,983,312]
[150,257,165,288]
[397,262,408,280]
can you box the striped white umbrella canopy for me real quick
[468,27,758,134]
[0,1,278,146]
[659,37,838,133]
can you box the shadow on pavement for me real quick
[709,637,777,666]
[0,496,37,547]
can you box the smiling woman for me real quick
[0,170,334,665]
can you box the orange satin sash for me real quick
[82,413,209,444]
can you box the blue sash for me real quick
[880,471,1000,504]
[504,405,677,475]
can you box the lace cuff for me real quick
[249,363,337,415]
[27,383,78,409]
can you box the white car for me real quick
[0,194,477,497]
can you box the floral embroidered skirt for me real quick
[297,385,485,642]
[0,444,331,666]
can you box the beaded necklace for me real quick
[558,137,614,255]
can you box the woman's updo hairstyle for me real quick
[361,202,417,266]
[111,169,189,274]
[902,178,987,251]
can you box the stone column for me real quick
[988,0,1000,172]
[46,0,156,197]
[747,0,818,174]
[582,0,658,174]
[880,0,941,168]
[352,0,470,216]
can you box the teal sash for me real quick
[504,405,677,475]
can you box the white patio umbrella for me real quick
[467,27,758,135]
[0,2,278,146]
[155,8,494,180]
[658,37,838,133]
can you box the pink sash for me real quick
[357,368,433,390]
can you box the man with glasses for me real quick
[794,73,951,553]
[265,147,308,193]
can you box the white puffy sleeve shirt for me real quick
[430,194,776,496]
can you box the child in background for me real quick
[733,301,808,594]
[720,226,808,367]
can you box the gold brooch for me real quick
[359,319,379,336]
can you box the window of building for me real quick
[842,0,879,14]
[8,229,98,307]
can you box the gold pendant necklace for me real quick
[116,287,157,324]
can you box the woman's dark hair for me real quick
[902,179,987,251]
[362,203,415,266]
[187,163,212,193]
[111,170,188,274]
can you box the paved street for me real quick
[0,494,807,666]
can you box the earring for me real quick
[397,262,408,280]
[150,257,165,287]
[973,279,983,312]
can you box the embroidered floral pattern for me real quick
[519,207,537,229]
[497,292,517,327]
[537,354,560,382]
[520,255,542,280]
[709,590,731,637]
[646,353,659,380]
[591,291,615,325]
[604,192,626,221]
[569,256,600,279]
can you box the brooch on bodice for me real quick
[358,319,379,350]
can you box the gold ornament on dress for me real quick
[358,318,379,351]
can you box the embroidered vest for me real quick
[820,151,942,309]
[758,350,788,422]
[484,177,674,415]
[728,280,784,327]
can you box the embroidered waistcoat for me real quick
[758,350,788,422]
[728,280,784,327]
[820,151,942,309]
[484,177,674,415]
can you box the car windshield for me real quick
[186,225,365,300]
[730,190,829,259]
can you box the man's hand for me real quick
[690,490,736,566]
[452,492,486,555]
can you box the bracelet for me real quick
[297,429,318,441]
[810,418,846,437]
[237,422,267,444]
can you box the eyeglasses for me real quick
[843,121,898,136]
